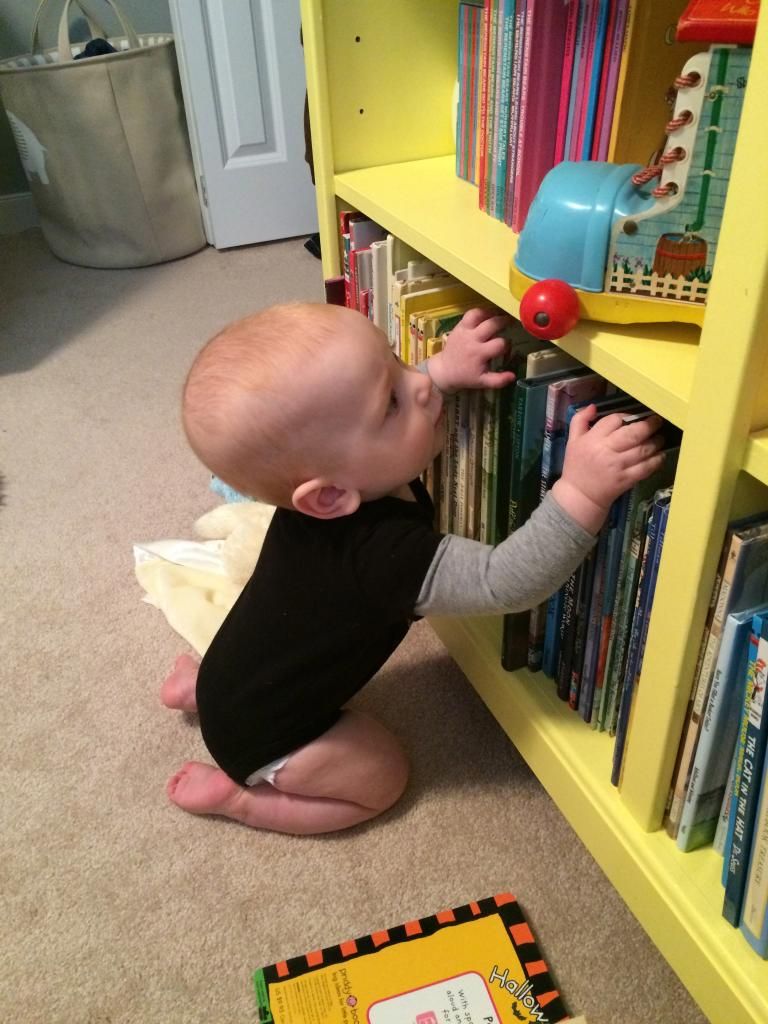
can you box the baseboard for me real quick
[0,191,39,235]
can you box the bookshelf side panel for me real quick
[322,0,458,173]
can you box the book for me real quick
[607,0,702,165]
[723,613,768,927]
[576,0,609,161]
[503,0,528,225]
[528,370,607,672]
[511,0,573,232]
[591,0,628,160]
[677,605,768,853]
[715,744,738,856]
[666,517,768,840]
[500,367,588,671]
[553,0,580,165]
[457,2,485,183]
[253,893,569,1023]
[612,488,672,788]
[741,745,768,958]
[677,0,759,45]
[563,0,594,162]
[599,449,680,735]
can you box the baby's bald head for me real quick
[182,303,355,505]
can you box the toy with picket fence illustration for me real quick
[512,44,751,340]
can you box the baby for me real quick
[161,302,665,835]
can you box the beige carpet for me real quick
[1,230,707,1024]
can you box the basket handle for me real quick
[58,0,141,62]
[31,0,107,54]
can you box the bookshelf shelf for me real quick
[744,429,768,485]
[335,158,699,428]
[429,615,768,1024]
[302,1,768,1020]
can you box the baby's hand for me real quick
[425,308,517,393]
[552,406,667,534]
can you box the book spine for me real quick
[504,1,527,225]
[593,0,628,160]
[715,746,738,857]
[611,499,663,786]
[677,613,753,852]
[591,493,630,729]
[740,750,768,956]
[486,0,500,214]
[579,0,610,160]
[578,522,609,721]
[556,569,578,701]
[569,548,597,708]
[724,620,768,926]
[553,0,580,164]
[494,0,516,220]
[589,0,616,159]
[478,0,492,212]
[479,388,499,544]
[565,0,594,161]
[667,533,741,836]
[511,0,534,229]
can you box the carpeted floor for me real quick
[0,229,707,1024]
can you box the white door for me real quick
[168,0,318,249]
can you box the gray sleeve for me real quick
[414,491,597,616]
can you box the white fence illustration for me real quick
[608,269,709,303]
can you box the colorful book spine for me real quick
[477,0,492,212]
[566,0,597,161]
[553,0,580,165]
[493,0,516,220]
[741,749,768,958]
[578,0,610,160]
[611,490,671,787]
[592,0,629,160]
[511,0,573,232]
[723,613,768,927]
[503,0,527,226]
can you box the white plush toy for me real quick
[193,500,276,585]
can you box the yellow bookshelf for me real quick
[301,3,768,1021]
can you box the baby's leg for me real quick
[160,654,198,712]
[167,709,409,835]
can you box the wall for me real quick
[0,0,172,196]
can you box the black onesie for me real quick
[196,479,442,785]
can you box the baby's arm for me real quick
[415,406,666,616]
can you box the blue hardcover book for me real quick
[740,748,768,957]
[723,612,768,926]
[611,489,672,788]
[579,0,609,159]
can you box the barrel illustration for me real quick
[653,232,708,278]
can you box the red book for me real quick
[676,0,759,45]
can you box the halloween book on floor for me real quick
[253,893,572,1024]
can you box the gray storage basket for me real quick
[0,0,206,268]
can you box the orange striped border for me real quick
[509,922,535,946]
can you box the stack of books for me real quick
[456,0,701,231]
[662,512,768,957]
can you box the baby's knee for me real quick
[372,741,409,812]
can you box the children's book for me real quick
[723,612,768,927]
[553,0,581,165]
[714,745,738,856]
[599,449,680,734]
[741,747,768,958]
[253,893,570,1024]
[612,488,672,787]
[677,605,768,853]
[676,0,759,45]
[500,368,589,671]
[563,0,594,162]
[528,371,607,672]
[457,2,485,184]
[511,0,573,232]
[494,0,517,221]
[590,0,627,161]
[576,0,609,161]
[666,516,768,840]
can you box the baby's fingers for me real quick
[622,450,667,484]
[622,434,666,466]
[606,413,664,451]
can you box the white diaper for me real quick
[244,754,290,787]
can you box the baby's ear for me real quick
[291,479,361,520]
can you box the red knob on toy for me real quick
[519,279,580,340]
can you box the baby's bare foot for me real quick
[167,761,242,816]
[160,654,199,712]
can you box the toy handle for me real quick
[519,279,580,340]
